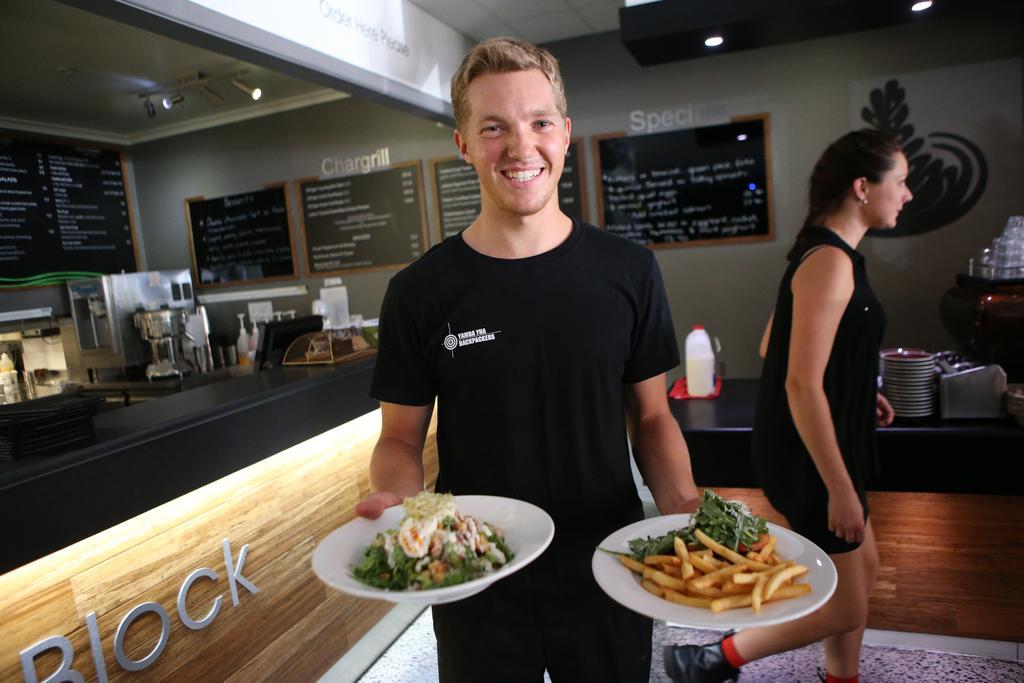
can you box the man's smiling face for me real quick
[455,69,571,219]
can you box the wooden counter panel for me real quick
[0,408,439,682]
[715,488,1024,642]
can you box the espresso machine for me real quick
[66,271,200,380]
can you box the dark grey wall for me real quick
[129,96,456,341]
[65,7,1023,376]
[550,7,1023,378]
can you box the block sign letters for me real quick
[18,539,259,683]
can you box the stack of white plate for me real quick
[881,348,936,418]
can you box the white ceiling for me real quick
[0,0,623,145]
[408,0,623,44]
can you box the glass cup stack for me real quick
[971,216,1024,280]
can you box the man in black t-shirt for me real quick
[355,38,700,682]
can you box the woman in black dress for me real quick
[665,130,912,683]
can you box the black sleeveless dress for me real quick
[751,227,886,554]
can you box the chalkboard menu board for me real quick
[595,116,773,248]
[0,136,137,279]
[299,161,428,274]
[430,140,588,241]
[185,184,297,286]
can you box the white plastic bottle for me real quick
[236,313,250,367]
[248,315,260,363]
[685,326,715,397]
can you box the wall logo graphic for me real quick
[443,322,500,357]
[861,78,987,237]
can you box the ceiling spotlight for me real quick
[143,98,156,119]
[232,78,262,101]
[201,84,225,105]
[162,93,185,110]
[705,35,724,47]
[736,133,748,141]
[911,1,932,11]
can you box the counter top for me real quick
[0,358,379,572]
[671,378,1022,436]
[672,378,1022,496]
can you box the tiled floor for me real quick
[347,608,1024,683]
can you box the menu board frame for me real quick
[184,182,300,290]
[0,132,140,287]
[428,139,589,244]
[297,160,429,276]
[592,114,775,250]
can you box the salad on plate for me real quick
[352,491,515,591]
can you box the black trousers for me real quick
[432,564,652,682]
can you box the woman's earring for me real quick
[860,198,868,205]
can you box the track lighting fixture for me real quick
[162,93,185,110]
[232,78,262,101]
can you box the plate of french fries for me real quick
[592,514,837,627]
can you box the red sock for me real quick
[720,635,748,668]
[825,674,860,683]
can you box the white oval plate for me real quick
[592,514,837,628]
[313,495,554,605]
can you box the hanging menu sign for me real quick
[299,161,428,274]
[595,115,773,248]
[0,137,137,279]
[185,184,297,286]
[430,140,588,241]
[430,156,479,241]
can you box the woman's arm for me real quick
[759,312,774,359]
[785,247,865,544]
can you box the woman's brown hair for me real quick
[788,129,903,260]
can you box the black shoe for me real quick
[663,636,741,683]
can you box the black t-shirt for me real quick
[371,220,679,598]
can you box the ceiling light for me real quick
[162,93,185,110]
[232,79,262,101]
[201,84,225,105]
[736,133,748,141]
[705,36,724,47]
[143,98,156,118]
[911,1,932,11]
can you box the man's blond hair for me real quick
[450,37,567,132]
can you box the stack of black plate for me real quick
[0,392,105,461]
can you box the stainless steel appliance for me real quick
[67,271,195,372]
[133,308,191,379]
[936,352,1008,419]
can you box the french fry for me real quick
[689,554,721,574]
[685,583,726,598]
[752,574,768,612]
[765,565,808,600]
[689,562,750,589]
[756,535,777,563]
[681,561,695,579]
[711,582,811,612]
[663,587,712,609]
[619,554,646,574]
[721,579,753,595]
[732,561,794,584]
[644,554,681,566]
[660,563,682,577]
[694,529,772,570]
[642,578,665,598]
[673,536,690,563]
[643,566,688,592]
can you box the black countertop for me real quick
[0,358,379,572]
[671,378,1023,495]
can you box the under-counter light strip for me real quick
[197,285,308,304]
[0,307,54,323]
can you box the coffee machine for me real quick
[67,271,197,379]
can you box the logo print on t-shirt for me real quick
[443,322,501,357]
